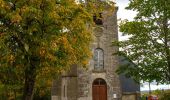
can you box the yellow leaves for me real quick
[56,67,66,73]
[46,79,52,87]
[1,0,96,83]
[82,60,88,66]
[49,10,60,21]
[39,47,46,57]
[8,54,15,64]
[61,36,68,45]
[57,36,73,52]
[29,0,42,7]
[21,6,40,18]
[72,38,77,44]
[0,0,11,14]
[20,5,42,22]
[51,40,58,48]
[0,0,5,8]
[0,0,104,98]
[20,6,29,13]
[40,67,52,76]
[9,54,14,60]
[39,90,45,97]
[0,32,4,37]
[11,10,22,23]
[47,53,56,61]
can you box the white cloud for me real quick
[116,0,137,41]
[116,0,136,21]
[141,84,170,91]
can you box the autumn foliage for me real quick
[0,0,115,99]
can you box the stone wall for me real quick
[122,92,140,100]
[51,6,122,100]
[77,7,121,100]
[51,77,62,100]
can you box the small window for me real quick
[93,13,103,25]
[94,48,104,70]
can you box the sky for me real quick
[116,0,136,21]
[115,0,170,91]
[116,0,136,41]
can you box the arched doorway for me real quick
[92,78,107,100]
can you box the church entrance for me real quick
[92,78,107,100]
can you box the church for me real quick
[51,1,140,100]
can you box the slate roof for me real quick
[118,56,140,93]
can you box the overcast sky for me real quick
[115,0,170,91]
[116,0,136,21]
[115,0,137,41]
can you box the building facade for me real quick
[51,4,140,100]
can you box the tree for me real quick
[0,0,114,100]
[115,0,170,84]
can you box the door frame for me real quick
[92,78,107,100]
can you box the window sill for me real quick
[92,69,106,73]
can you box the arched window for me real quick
[94,48,104,70]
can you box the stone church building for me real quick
[51,2,140,100]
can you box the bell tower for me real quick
[51,1,123,100]
[76,3,122,99]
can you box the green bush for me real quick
[159,90,170,100]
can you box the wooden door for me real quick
[93,85,99,100]
[92,79,107,100]
[100,85,107,100]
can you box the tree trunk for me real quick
[14,89,17,100]
[22,56,37,100]
[22,70,36,100]
[149,82,151,95]
[22,75,36,100]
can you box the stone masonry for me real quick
[51,6,123,100]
